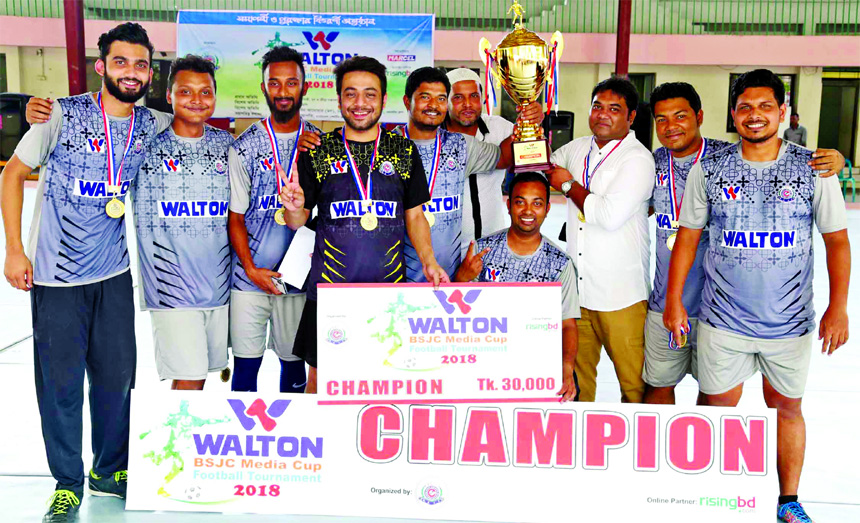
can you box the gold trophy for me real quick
[479,0,563,173]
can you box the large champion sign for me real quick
[317,283,564,401]
[127,392,777,521]
[176,11,434,121]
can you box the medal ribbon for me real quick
[582,135,624,190]
[98,92,136,195]
[483,50,497,114]
[264,117,303,193]
[403,126,442,199]
[342,125,381,203]
[668,138,707,224]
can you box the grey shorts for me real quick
[697,323,814,398]
[230,291,304,361]
[643,309,698,387]
[150,306,229,381]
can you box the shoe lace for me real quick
[782,502,812,522]
[114,470,128,483]
[46,490,79,515]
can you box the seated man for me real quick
[455,172,580,401]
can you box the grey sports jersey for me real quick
[681,142,847,339]
[19,93,162,285]
[229,120,320,293]
[133,126,234,309]
[476,230,580,320]
[649,139,733,315]
[402,128,467,281]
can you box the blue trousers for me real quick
[31,271,136,496]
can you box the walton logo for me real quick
[88,138,105,153]
[722,186,741,200]
[303,31,339,51]
[433,289,481,314]
[260,157,276,171]
[227,398,291,432]
[163,159,182,172]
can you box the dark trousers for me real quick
[31,271,136,495]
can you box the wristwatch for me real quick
[560,179,573,196]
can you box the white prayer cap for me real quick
[446,67,483,95]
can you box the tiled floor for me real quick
[2,188,858,522]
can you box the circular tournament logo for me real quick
[134,140,144,153]
[326,327,346,345]
[446,158,455,169]
[778,185,795,202]
[380,161,395,176]
[418,484,444,506]
[214,161,227,174]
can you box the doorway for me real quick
[818,77,859,164]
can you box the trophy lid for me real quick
[498,27,546,49]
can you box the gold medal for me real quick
[676,333,688,348]
[220,367,231,383]
[666,232,677,251]
[274,207,287,226]
[360,213,378,231]
[424,210,436,228]
[578,211,586,223]
[105,197,125,219]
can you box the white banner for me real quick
[127,392,777,522]
[317,283,564,401]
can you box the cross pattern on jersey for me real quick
[649,139,733,316]
[699,142,816,339]
[476,230,569,283]
[230,121,321,293]
[133,126,234,309]
[402,128,467,282]
[299,127,427,300]
[32,93,159,285]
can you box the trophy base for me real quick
[511,138,552,173]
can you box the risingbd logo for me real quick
[722,185,741,201]
[88,138,105,153]
[227,398,291,432]
[303,31,339,51]
[432,289,481,315]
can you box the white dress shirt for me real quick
[550,131,655,311]
[461,115,515,257]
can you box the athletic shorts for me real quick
[697,323,814,399]
[642,309,699,387]
[151,306,229,381]
[230,291,304,361]
[292,299,318,368]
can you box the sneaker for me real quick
[43,490,80,522]
[778,501,815,523]
[87,469,127,499]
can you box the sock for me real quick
[231,356,263,392]
[280,359,307,393]
[778,495,799,506]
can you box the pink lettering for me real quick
[583,412,629,469]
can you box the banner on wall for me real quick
[176,10,435,121]
[127,392,777,521]
[317,283,564,402]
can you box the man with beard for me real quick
[645,82,845,405]
[227,46,320,393]
[665,69,850,523]
[455,172,580,402]
[397,67,544,281]
[445,68,517,256]
[2,23,171,520]
[278,56,448,393]
[131,55,234,391]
